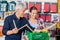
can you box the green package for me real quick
[26,32,50,40]
[26,32,32,40]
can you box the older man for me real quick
[2,2,35,40]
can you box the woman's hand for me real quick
[24,35,28,40]
[33,29,40,32]
[34,28,48,32]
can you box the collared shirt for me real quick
[28,18,44,29]
[2,13,34,40]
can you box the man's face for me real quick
[17,8,26,17]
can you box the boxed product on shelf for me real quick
[1,1,8,12]
[8,1,16,11]
[51,14,59,22]
[45,14,51,22]
[39,14,45,22]
[35,2,41,13]
[50,3,57,13]
[44,3,50,13]
[28,2,35,10]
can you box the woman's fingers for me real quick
[24,35,28,40]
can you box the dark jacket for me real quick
[2,13,34,40]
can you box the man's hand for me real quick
[12,27,19,34]
[7,27,19,35]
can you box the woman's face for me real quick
[30,10,38,19]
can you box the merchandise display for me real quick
[35,2,41,13]
[51,14,59,22]
[45,14,51,22]
[8,1,16,11]
[39,14,45,22]
[1,1,8,11]
[50,3,57,13]
[28,2,35,10]
[44,3,50,13]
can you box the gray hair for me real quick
[15,2,26,11]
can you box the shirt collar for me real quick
[13,13,20,20]
[13,13,23,21]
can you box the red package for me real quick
[44,3,50,13]
[35,2,41,13]
[45,15,51,22]
[39,14,45,21]
[50,3,57,13]
[23,14,27,18]
[28,2,35,10]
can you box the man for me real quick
[2,2,36,40]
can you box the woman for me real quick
[28,6,58,30]
[25,6,58,40]
[28,6,45,30]
[24,6,45,40]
